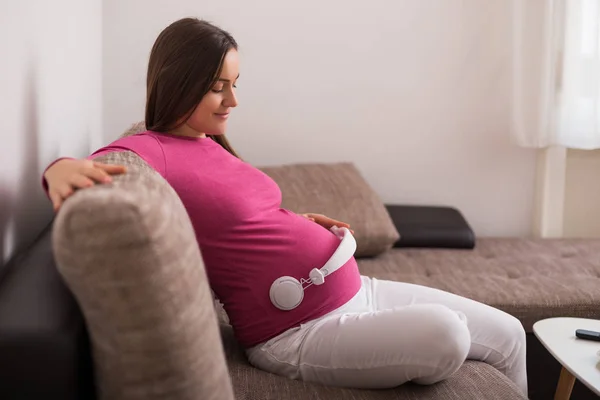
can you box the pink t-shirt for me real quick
[89,131,362,347]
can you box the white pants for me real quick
[247,276,528,395]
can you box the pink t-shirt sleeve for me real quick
[88,134,167,177]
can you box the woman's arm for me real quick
[42,133,169,212]
[43,158,126,211]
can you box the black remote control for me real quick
[575,329,600,341]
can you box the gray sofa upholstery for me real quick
[50,151,527,400]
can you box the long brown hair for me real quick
[145,18,240,157]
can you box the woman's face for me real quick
[186,49,240,136]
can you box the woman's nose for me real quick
[224,91,238,108]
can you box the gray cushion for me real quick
[260,162,400,257]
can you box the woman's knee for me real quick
[506,313,526,342]
[410,304,471,383]
[428,304,470,358]
[493,311,527,360]
[485,307,526,344]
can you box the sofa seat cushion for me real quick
[220,325,526,400]
[357,238,600,332]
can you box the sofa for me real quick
[1,146,600,400]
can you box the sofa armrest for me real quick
[52,151,235,400]
[0,224,94,399]
[385,205,476,249]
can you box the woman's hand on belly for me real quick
[301,213,354,235]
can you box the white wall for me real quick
[103,0,538,237]
[0,0,103,264]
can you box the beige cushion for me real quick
[260,162,400,257]
[357,238,600,332]
[52,151,235,400]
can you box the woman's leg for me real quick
[369,277,528,395]
[247,279,472,389]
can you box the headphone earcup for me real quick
[270,276,304,311]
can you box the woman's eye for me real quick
[212,83,236,93]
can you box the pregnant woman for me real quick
[42,17,527,395]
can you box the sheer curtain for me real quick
[511,0,600,149]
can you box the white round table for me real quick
[533,317,600,399]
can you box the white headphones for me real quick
[269,226,357,311]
